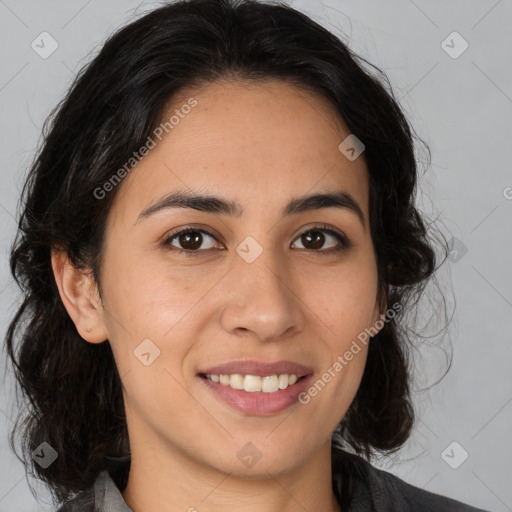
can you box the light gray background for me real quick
[0,0,511,511]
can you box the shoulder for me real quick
[332,447,492,512]
[54,469,133,512]
[369,462,490,512]
[55,488,96,512]
[55,470,117,512]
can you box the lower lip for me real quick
[199,374,314,416]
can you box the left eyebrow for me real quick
[135,189,366,229]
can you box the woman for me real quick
[5,0,491,511]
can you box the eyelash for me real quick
[162,224,352,257]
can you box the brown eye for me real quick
[176,231,203,250]
[301,230,326,250]
[292,226,351,254]
[164,228,220,255]
[163,224,351,257]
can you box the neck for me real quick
[121,435,342,512]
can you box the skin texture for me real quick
[51,79,387,512]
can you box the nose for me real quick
[219,246,305,342]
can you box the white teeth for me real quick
[229,374,244,390]
[205,373,301,392]
[261,375,279,393]
[244,375,262,392]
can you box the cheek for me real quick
[306,262,379,337]
[295,345,368,440]
[100,252,215,377]
[310,263,376,422]
[101,248,193,328]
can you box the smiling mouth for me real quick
[198,373,308,393]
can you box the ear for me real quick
[51,248,108,343]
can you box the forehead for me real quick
[110,79,369,225]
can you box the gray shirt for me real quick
[56,449,492,511]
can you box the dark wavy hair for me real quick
[4,0,451,506]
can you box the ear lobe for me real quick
[51,248,108,343]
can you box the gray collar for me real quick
[94,470,134,512]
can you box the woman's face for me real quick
[91,79,385,476]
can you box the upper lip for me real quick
[197,359,314,377]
